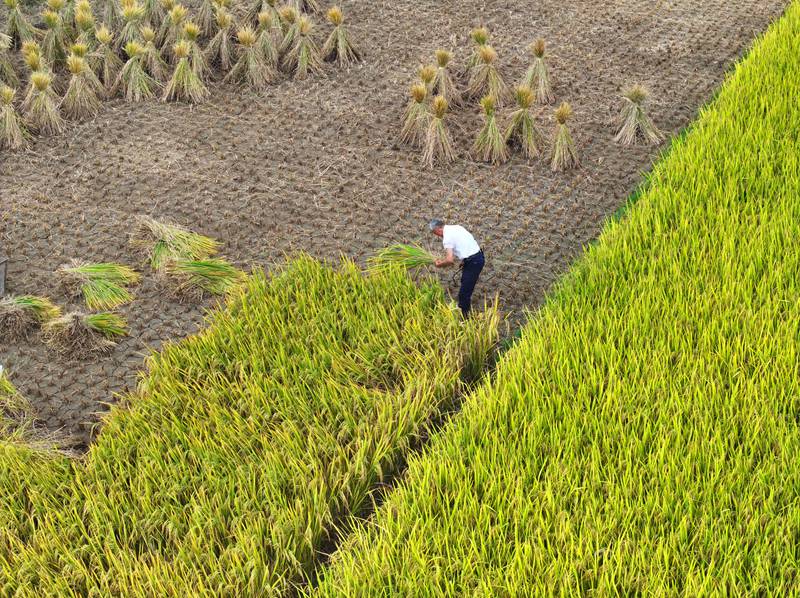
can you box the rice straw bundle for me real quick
[42,311,128,357]
[245,0,279,28]
[158,3,187,58]
[131,216,220,271]
[467,44,508,103]
[466,26,489,70]
[94,26,123,91]
[0,33,18,86]
[163,39,209,102]
[550,101,579,171]
[473,95,508,164]
[61,54,101,118]
[117,1,146,51]
[504,85,544,158]
[117,41,159,101]
[4,0,36,47]
[367,244,436,271]
[256,11,279,69]
[322,6,361,66]
[400,82,428,146]
[182,21,209,78]
[57,261,140,309]
[282,15,322,79]
[432,49,461,107]
[205,7,235,71]
[224,26,275,90]
[141,25,169,81]
[278,5,298,54]
[422,95,456,168]
[0,84,26,149]
[0,294,61,340]
[521,39,554,105]
[41,9,68,67]
[615,84,664,145]
[23,71,64,135]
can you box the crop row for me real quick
[309,4,800,595]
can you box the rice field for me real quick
[309,3,800,594]
[0,258,498,595]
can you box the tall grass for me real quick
[0,257,498,595]
[309,5,800,595]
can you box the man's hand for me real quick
[435,249,455,268]
[434,259,446,268]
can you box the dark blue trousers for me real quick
[458,250,485,316]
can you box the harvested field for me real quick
[0,0,789,443]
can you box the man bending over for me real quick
[429,219,485,317]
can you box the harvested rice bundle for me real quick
[195,0,216,37]
[322,6,361,66]
[141,0,159,24]
[117,1,146,50]
[278,5,299,54]
[41,10,68,67]
[521,39,554,105]
[505,85,544,158]
[473,95,508,164]
[466,26,489,70]
[21,41,46,75]
[550,101,579,171]
[422,95,455,168]
[206,8,235,70]
[283,15,322,79]
[158,3,188,57]
[615,84,663,145]
[0,295,61,340]
[23,72,64,135]
[367,244,436,271]
[164,257,245,300]
[69,43,104,92]
[4,0,36,47]
[141,25,169,81]
[245,0,279,27]
[182,21,209,78]
[131,216,220,271]
[400,82,428,146]
[0,85,27,149]
[418,64,436,94]
[61,54,101,118]
[163,39,209,102]
[117,41,159,101]
[0,33,18,87]
[289,0,319,13]
[57,261,140,309]
[100,0,121,29]
[467,45,508,103]
[73,3,96,46]
[225,26,275,89]
[42,311,127,357]
[256,11,279,68]
[152,0,174,28]
[94,26,123,90]
[432,49,461,107]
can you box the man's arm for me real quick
[435,248,455,268]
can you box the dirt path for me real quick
[0,0,788,443]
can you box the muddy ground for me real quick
[0,0,788,443]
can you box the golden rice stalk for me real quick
[195,0,216,37]
[367,244,436,271]
[422,95,456,168]
[4,0,36,47]
[117,1,146,51]
[73,8,96,44]
[205,7,235,71]
[278,5,299,54]
[141,26,170,81]
[322,6,361,67]
[57,260,140,310]
[0,367,31,425]
[117,41,160,101]
[256,11,279,68]
[466,26,489,70]
[21,41,44,74]
[473,94,508,164]
[505,85,544,159]
[224,26,276,90]
[432,49,461,107]
[61,54,101,119]
[182,21,209,78]
[0,294,61,340]
[22,71,64,136]
[41,9,68,67]
[615,84,664,146]
[418,63,437,94]
[42,311,127,357]
[131,215,220,271]
[164,257,245,300]
[94,26,124,91]
[521,39,554,105]
[400,82,428,146]
[550,101,579,172]
[467,44,508,103]
[0,85,27,150]
[158,3,188,58]
[0,32,19,87]
[163,39,209,103]
[282,15,322,79]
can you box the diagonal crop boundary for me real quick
[309,2,800,595]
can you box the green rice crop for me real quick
[58,261,140,310]
[132,216,220,271]
[368,244,436,271]
[165,257,246,298]
[310,4,800,595]
[0,257,498,595]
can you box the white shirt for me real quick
[442,225,480,260]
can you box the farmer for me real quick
[429,219,485,317]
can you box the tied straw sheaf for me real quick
[0,256,498,595]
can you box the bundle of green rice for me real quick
[57,260,141,309]
[131,215,220,271]
[22,71,64,136]
[42,311,128,358]
[4,0,36,47]
[367,244,436,271]
[205,7,235,71]
[164,257,245,300]
[0,32,19,87]
[117,41,160,101]
[61,54,101,119]
[282,15,322,79]
[615,84,664,145]
[473,94,508,164]
[550,101,579,171]
[521,39,554,105]
[400,82,428,146]
[505,85,544,159]
[322,6,360,66]
[163,39,209,103]
[432,49,461,107]
[0,85,27,150]
[224,26,276,90]
[422,95,456,168]
[0,294,61,340]
[467,44,508,103]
